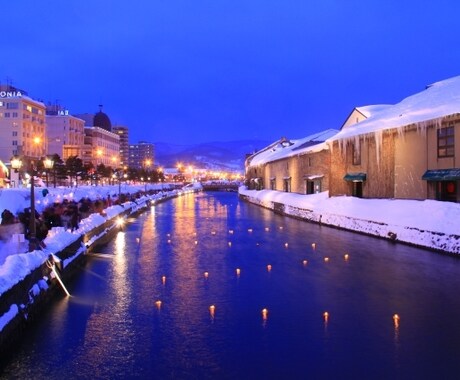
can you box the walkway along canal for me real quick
[1,191,460,378]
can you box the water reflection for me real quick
[3,192,460,379]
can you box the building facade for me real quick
[128,141,155,170]
[328,77,460,202]
[46,106,85,160]
[0,85,46,163]
[245,130,337,194]
[112,125,129,168]
[82,127,120,167]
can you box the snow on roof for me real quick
[330,75,460,142]
[355,104,392,118]
[248,129,339,166]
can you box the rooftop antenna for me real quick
[99,104,103,112]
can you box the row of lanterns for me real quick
[150,228,399,327]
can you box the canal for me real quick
[1,191,460,379]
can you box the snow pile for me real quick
[0,249,51,296]
[0,304,18,331]
[239,187,460,254]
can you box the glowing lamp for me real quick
[284,242,288,248]
[265,227,269,232]
[204,271,209,279]
[311,243,316,250]
[324,257,329,262]
[236,268,241,276]
[267,264,272,272]
[262,308,268,320]
[393,314,400,327]
[344,254,349,260]
[155,300,162,309]
[302,260,308,266]
[323,311,329,322]
[162,275,166,285]
[248,228,253,233]
[228,242,232,247]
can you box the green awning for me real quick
[344,173,366,182]
[422,168,460,181]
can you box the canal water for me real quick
[1,192,460,379]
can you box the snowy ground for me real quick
[239,187,460,254]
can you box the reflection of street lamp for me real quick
[43,156,54,187]
[11,156,40,251]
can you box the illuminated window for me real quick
[438,126,455,158]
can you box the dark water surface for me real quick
[2,192,460,379]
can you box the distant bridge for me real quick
[201,181,241,192]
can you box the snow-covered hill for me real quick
[154,140,271,171]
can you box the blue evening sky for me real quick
[1,0,459,145]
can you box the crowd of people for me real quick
[0,190,156,246]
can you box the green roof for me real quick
[422,168,460,181]
[343,173,366,182]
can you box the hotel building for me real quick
[46,105,85,160]
[0,85,46,163]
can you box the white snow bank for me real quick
[0,304,18,332]
[239,187,460,253]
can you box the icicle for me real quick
[374,129,383,168]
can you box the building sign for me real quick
[58,110,69,115]
[0,90,22,98]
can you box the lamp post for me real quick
[11,156,39,251]
[43,156,54,187]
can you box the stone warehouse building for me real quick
[328,76,460,202]
[245,130,338,194]
[246,75,460,203]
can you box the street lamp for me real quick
[43,156,54,187]
[11,156,40,251]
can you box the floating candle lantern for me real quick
[302,259,308,266]
[344,254,349,261]
[267,264,272,272]
[262,308,268,320]
[162,276,166,285]
[155,300,162,309]
[393,314,400,328]
[311,243,316,250]
[323,311,329,323]
[236,268,241,276]
[204,271,209,279]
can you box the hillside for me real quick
[154,140,271,171]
